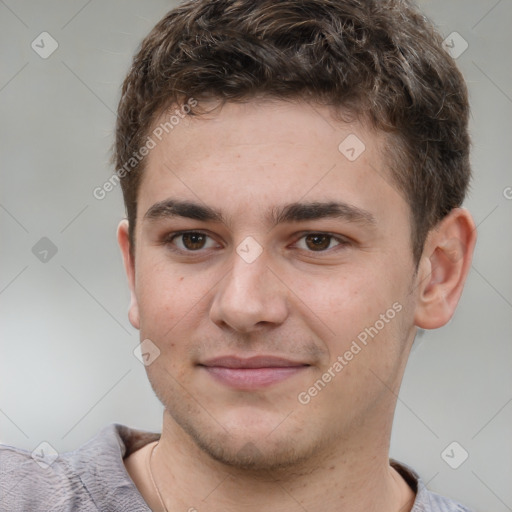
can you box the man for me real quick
[0,0,476,510]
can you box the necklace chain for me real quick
[147,441,169,512]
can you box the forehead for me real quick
[149,98,380,162]
[137,99,406,228]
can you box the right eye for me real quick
[165,231,219,252]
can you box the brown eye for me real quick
[295,233,346,253]
[304,234,333,251]
[181,233,207,250]
[169,232,217,251]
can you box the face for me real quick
[121,99,420,470]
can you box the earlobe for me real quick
[117,220,140,330]
[413,208,477,330]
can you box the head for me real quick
[115,0,476,471]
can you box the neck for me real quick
[149,411,415,512]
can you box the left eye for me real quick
[169,232,218,251]
[295,233,344,252]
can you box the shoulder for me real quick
[0,442,91,511]
[0,423,158,512]
[390,459,474,512]
[414,486,474,512]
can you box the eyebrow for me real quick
[269,201,376,227]
[144,199,224,223]
[143,199,376,228]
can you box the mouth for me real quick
[198,356,311,390]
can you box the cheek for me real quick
[303,266,407,355]
[135,258,226,359]
[135,260,196,334]
[296,271,371,334]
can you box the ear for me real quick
[413,208,477,329]
[117,220,140,330]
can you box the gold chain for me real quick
[146,442,169,512]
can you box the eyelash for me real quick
[163,230,351,255]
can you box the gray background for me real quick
[0,1,511,510]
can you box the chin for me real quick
[168,401,322,471]
[151,372,332,471]
[187,424,317,471]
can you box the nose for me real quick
[209,248,289,333]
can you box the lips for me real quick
[198,356,310,389]
[200,355,309,369]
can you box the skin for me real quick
[119,99,476,512]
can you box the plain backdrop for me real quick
[0,1,511,511]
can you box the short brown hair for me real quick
[114,0,471,265]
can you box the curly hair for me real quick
[114,0,471,265]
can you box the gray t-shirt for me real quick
[0,423,473,511]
